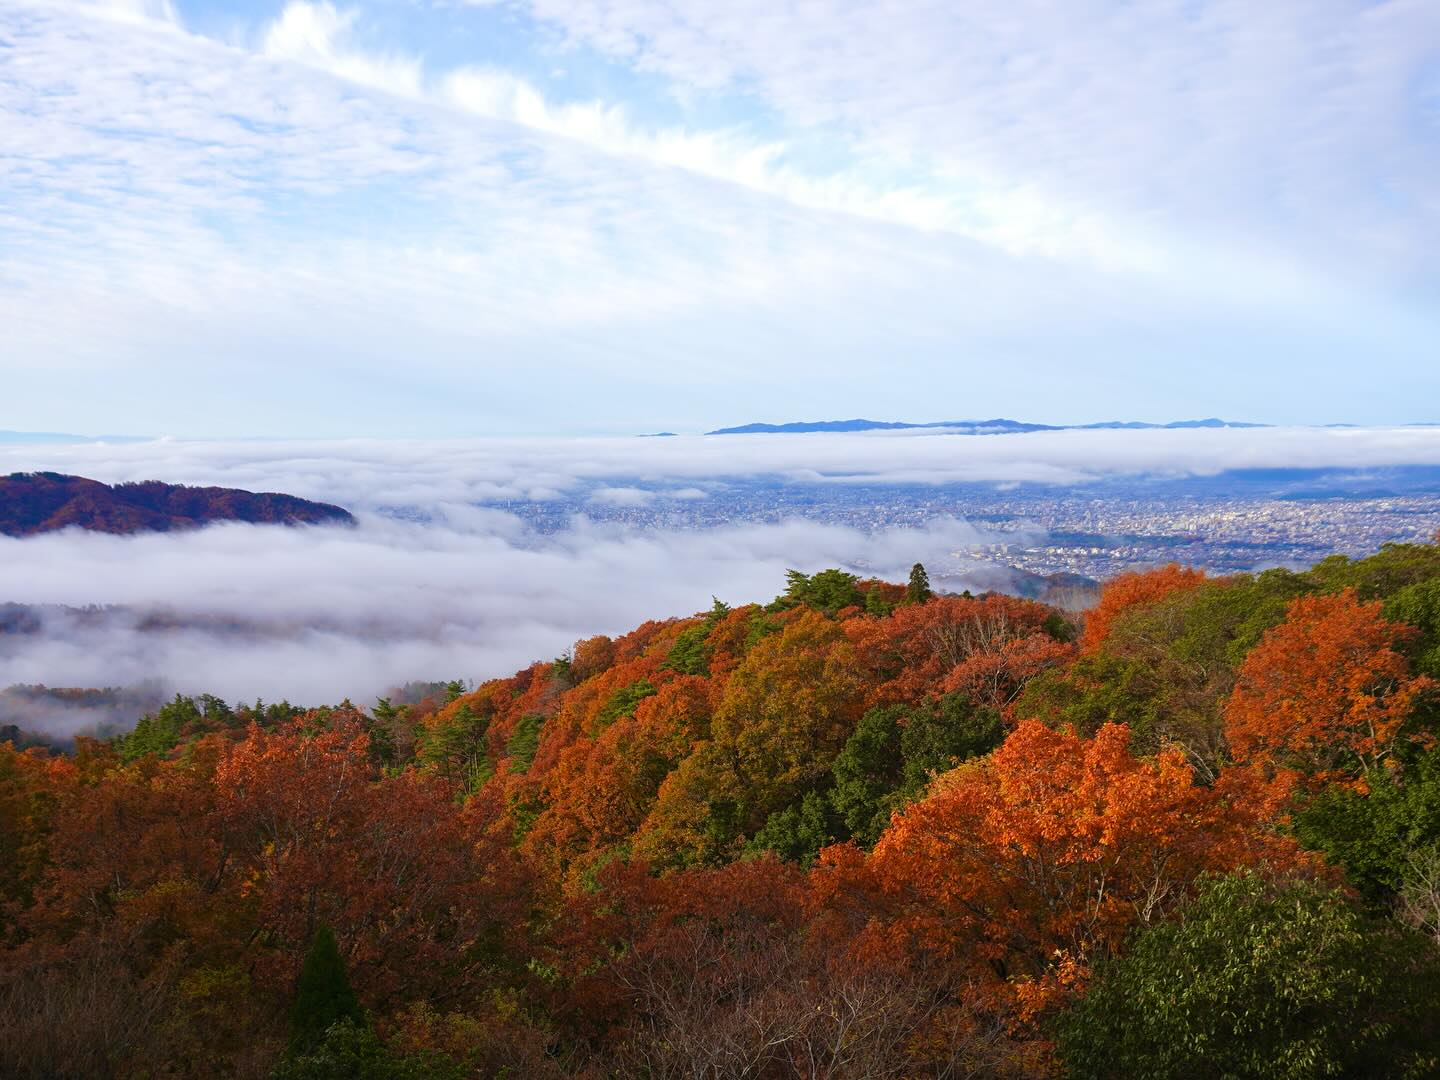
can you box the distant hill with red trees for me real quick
[0,472,354,536]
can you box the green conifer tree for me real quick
[905,562,933,604]
[289,925,364,1055]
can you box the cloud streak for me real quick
[512,0,1440,288]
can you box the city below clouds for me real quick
[0,0,1437,435]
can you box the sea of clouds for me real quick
[0,514,1001,723]
[9,426,1440,506]
[4,426,1440,733]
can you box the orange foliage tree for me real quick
[856,720,1305,1019]
[522,676,713,889]
[1080,564,1206,654]
[1224,588,1434,783]
[571,634,616,683]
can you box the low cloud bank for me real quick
[4,427,1440,513]
[0,514,1019,731]
[0,678,168,741]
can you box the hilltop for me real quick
[0,472,354,537]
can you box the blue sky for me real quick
[2,0,1438,437]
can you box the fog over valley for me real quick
[0,509,1008,731]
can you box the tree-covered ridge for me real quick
[0,472,355,536]
[4,550,1440,1077]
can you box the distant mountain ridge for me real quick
[0,472,354,537]
[706,417,1267,435]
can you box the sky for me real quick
[2,0,1439,436]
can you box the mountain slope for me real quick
[0,472,354,536]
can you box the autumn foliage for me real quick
[1226,588,1435,783]
[862,720,1307,1018]
[1079,563,1207,653]
[4,551,1440,1077]
[846,592,1067,709]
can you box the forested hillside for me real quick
[5,549,1440,1077]
[0,473,355,536]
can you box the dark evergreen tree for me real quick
[905,562,932,604]
[289,925,364,1055]
[747,789,838,864]
[769,568,864,613]
[117,693,204,762]
[663,597,732,675]
[594,679,657,731]
[830,706,906,845]
[898,693,1002,794]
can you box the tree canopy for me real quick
[4,543,1440,1077]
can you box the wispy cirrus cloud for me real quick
[1,0,1437,438]
[262,1,422,98]
[257,1,1126,263]
[509,0,1440,288]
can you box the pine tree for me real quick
[906,562,933,604]
[289,924,364,1054]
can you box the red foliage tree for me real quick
[942,632,1077,715]
[847,594,1061,708]
[565,855,1044,1077]
[215,718,531,1005]
[0,743,78,932]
